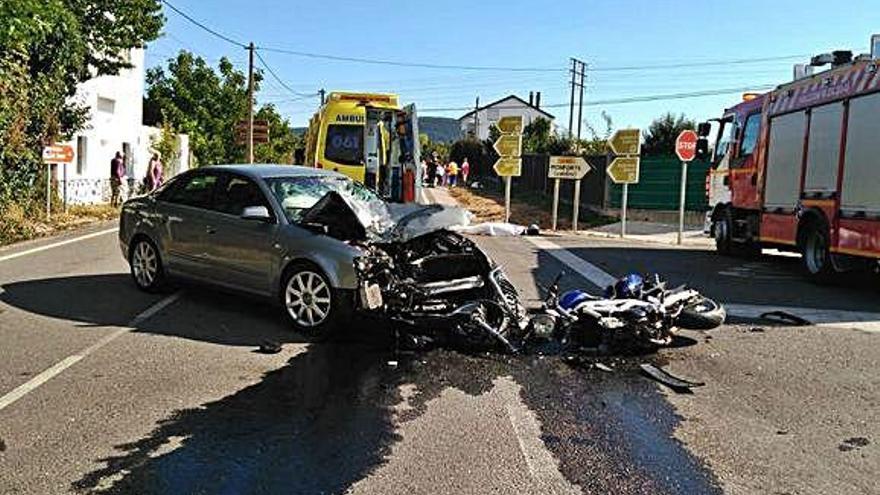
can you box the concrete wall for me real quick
[56,49,190,204]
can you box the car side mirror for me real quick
[241,205,272,222]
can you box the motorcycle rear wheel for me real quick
[677,297,726,330]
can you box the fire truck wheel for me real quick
[714,209,734,255]
[802,224,836,282]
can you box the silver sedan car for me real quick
[119,165,383,332]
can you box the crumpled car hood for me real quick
[299,191,471,243]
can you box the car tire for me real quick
[280,262,347,336]
[129,237,167,293]
[802,222,836,283]
[677,297,726,330]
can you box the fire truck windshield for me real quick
[714,118,735,163]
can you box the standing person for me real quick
[110,151,125,207]
[461,157,470,186]
[447,160,459,187]
[434,161,445,187]
[146,152,164,192]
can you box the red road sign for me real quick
[42,144,74,163]
[675,130,698,162]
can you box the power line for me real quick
[254,49,317,98]
[160,0,246,48]
[418,85,776,112]
[256,45,564,72]
[588,54,809,72]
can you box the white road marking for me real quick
[0,227,118,263]
[499,377,581,495]
[525,236,616,289]
[0,292,181,412]
[524,236,880,334]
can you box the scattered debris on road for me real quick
[748,326,766,333]
[639,363,705,393]
[595,363,614,373]
[759,311,812,326]
[838,437,870,452]
[257,341,282,354]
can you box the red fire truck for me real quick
[702,39,880,281]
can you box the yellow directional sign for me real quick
[607,156,640,184]
[496,115,524,134]
[548,156,591,180]
[493,134,522,157]
[493,157,522,177]
[608,129,641,156]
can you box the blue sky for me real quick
[146,0,879,133]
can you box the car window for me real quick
[739,113,761,158]
[164,173,218,209]
[324,125,363,166]
[214,175,273,219]
[266,175,381,222]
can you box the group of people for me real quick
[422,154,470,188]
[109,151,165,207]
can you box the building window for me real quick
[76,136,87,175]
[97,97,115,114]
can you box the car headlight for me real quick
[530,314,556,339]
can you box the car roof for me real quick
[197,164,343,180]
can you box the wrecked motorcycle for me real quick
[532,272,726,352]
[354,228,529,353]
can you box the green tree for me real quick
[145,51,262,166]
[642,112,696,156]
[150,120,180,174]
[0,0,162,206]
[253,104,298,164]
[578,111,614,155]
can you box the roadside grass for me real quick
[0,202,118,246]
[447,183,615,231]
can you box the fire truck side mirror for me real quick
[697,122,711,137]
[696,138,710,160]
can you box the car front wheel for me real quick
[281,263,345,335]
[129,237,166,292]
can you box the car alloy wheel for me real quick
[132,240,159,289]
[284,270,332,328]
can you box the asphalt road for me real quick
[0,223,877,494]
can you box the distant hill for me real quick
[418,116,461,143]
[293,117,461,143]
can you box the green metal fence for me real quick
[609,156,710,211]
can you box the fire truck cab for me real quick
[704,39,880,281]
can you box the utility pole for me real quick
[319,88,326,105]
[473,96,480,139]
[568,58,576,139]
[576,61,586,141]
[246,42,255,164]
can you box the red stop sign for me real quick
[675,130,698,162]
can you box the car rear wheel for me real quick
[129,237,166,293]
[281,263,344,335]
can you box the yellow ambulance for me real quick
[305,91,421,202]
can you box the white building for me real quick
[458,94,555,141]
[60,48,189,204]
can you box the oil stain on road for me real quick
[74,344,720,495]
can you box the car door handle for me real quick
[206,226,216,234]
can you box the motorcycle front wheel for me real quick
[676,297,726,330]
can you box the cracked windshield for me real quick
[1,1,878,494]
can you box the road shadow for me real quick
[0,274,383,347]
[72,343,404,494]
